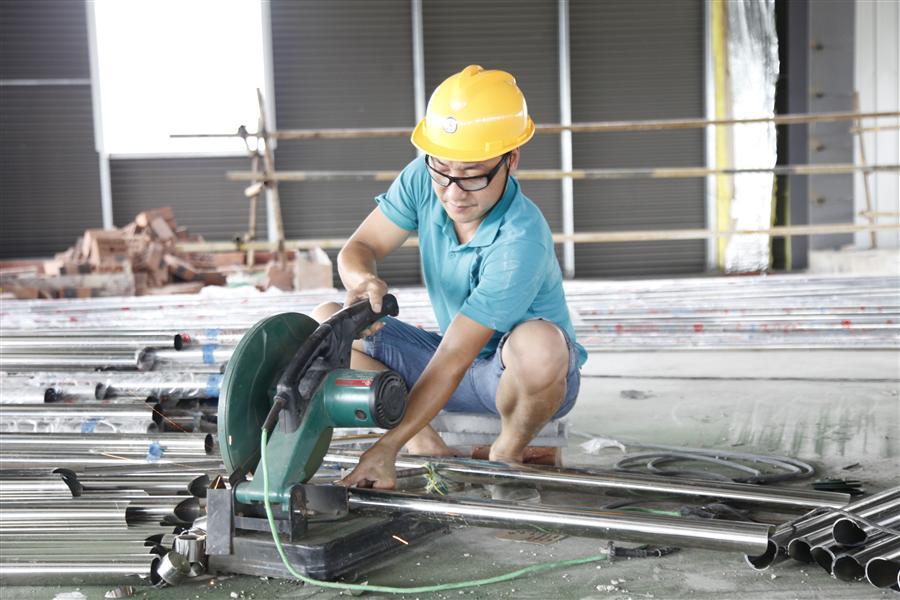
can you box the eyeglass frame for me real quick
[424,152,510,192]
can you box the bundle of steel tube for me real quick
[1,274,896,353]
[0,430,222,586]
[744,485,900,590]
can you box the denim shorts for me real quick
[361,317,581,418]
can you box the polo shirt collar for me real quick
[434,175,519,249]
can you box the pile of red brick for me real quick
[5,207,234,299]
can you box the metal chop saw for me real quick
[207,294,445,579]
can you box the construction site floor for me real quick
[6,348,899,599]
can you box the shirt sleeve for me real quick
[459,239,547,332]
[373,158,424,231]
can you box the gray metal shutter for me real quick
[110,158,255,240]
[270,0,420,286]
[422,0,563,262]
[0,0,102,259]
[570,0,706,277]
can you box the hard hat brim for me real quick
[410,118,535,163]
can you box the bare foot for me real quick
[404,426,463,457]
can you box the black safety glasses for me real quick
[425,153,510,192]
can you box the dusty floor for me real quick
[6,349,899,599]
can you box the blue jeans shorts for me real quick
[361,317,581,419]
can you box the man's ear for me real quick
[508,148,521,173]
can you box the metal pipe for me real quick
[0,477,75,499]
[788,490,900,563]
[0,335,175,353]
[149,347,234,371]
[97,373,223,401]
[0,403,161,434]
[0,432,214,454]
[865,547,900,589]
[0,349,155,371]
[74,474,210,497]
[0,501,129,529]
[348,488,772,554]
[0,453,221,469]
[832,501,900,546]
[831,536,900,582]
[746,487,900,570]
[0,556,155,585]
[325,453,850,509]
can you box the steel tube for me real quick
[348,488,772,554]
[0,557,155,585]
[0,432,214,454]
[0,403,160,434]
[325,453,850,509]
[0,335,175,353]
[832,501,900,546]
[831,536,900,582]
[745,487,900,569]
[789,491,900,563]
[0,349,154,371]
[865,548,900,589]
[0,477,75,499]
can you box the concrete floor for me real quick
[6,349,899,599]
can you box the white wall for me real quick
[854,0,900,249]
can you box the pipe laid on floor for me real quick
[0,335,175,353]
[831,536,900,583]
[348,488,773,554]
[832,500,900,546]
[0,403,161,434]
[0,556,155,585]
[745,486,900,569]
[864,548,900,590]
[0,349,155,372]
[0,432,214,455]
[325,453,850,509]
[788,490,900,563]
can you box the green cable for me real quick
[260,428,608,594]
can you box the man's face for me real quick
[427,149,520,226]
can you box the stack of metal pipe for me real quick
[0,433,221,585]
[745,486,900,591]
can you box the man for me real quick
[313,65,587,489]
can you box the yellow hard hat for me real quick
[411,65,535,163]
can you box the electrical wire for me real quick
[260,428,610,594]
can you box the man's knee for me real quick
[501,321,569,391]
[310,301,341,323]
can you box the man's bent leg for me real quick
[310,302,453,456]
[490,321,569,463]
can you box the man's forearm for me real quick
[337,241,379,290]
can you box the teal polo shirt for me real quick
[375,157,587,367]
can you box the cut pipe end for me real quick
[832,555,865,582]
[787,538,813,563]
[866,557,900,589]
[832,517,866,547]
[744,540,781,571]
[810,545,836,573]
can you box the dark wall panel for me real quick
[423,0,563,246]
[570,0,706,277]
[0,0,101,259]
[110,158,257,240]
[271,0,420,285]
[0,0,90,80]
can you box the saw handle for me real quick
[337,293,399,339]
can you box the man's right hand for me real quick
[344,275,389,337]
[338,442,398,489]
